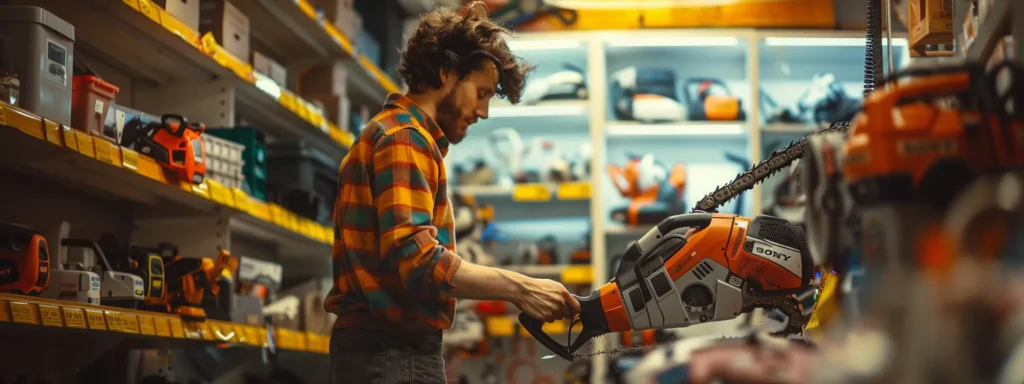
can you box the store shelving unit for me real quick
[0,1,913,380]
[0,0,402,381]
[440,28,911,383]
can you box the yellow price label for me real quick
[136,0,162,23]
[198,322,214,340]
[0,107,6,126]
[38,305,63,327]
[512,184,552,202]
[62,129,78,151]
[556,182,592,200]
[105,312,125,332]
[154,317,172,337]
[122,314,140,334]
[74,132,95,158]
[121,148,140,171]
[169,319,185,338]
[138,315,156,335]
[62,308,87,329]
[9,302,38,325]
[86,310,107,330]
[94,141,116,165]
[123,0,140,10]
[43,120,61,145]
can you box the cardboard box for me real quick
[298,63,347,96]
[199,0,251,61]
[310,0,361,39]
[253,51,287,86]
[306,93,351,131]
[154,0,201,31]
[909,0,954,47]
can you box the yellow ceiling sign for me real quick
[518,0,835,31]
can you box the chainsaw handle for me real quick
[656,212,713,235]
[518,312,575,361]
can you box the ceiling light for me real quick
[764,37,909,47]
[507,39,583,51]
[607,37,740,47]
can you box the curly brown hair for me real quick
[398,2,532,104]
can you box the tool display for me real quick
[682,78,746,121]
[521,212,813,360]
[0,222,50,296]
[120,114,208,185]
[97,234,166,304]
[40,221,143,308]
[0,6,74,126]
[608,153,686,225]
[610,67,687,123]
[519,63,587,105]
[145,243,235,321]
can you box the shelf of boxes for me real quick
[23,0,389,161]
[0,102,333,255]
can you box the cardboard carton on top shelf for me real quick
[909,0,953,47]
[153,0,200,31]
[297,63,347,96]
[253,51,287,87]
[309,0,362,39]
[306,93,351,132]
[199,0,250,61]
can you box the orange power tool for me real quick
[520,212,812,360]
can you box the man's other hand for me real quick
[513,277,581,323]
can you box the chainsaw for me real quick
[519,122,850,361]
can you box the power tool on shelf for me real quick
[0,222,50,296]
[40,221,143,307]
[120,113,207,185]
[146,243,236,322]
[683,78,746,121]
[97,234,166,304]
[608,153,686,225]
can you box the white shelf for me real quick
[762,123,827,134]
[487,99,588,118]
[606,121,747,137]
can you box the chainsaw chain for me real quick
[692,121,851,213]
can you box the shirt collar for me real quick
[384,93,451,156]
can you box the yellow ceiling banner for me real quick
[516,0,835,31]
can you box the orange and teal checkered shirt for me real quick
[324,93,462,331]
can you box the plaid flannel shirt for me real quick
[324,94,462,331]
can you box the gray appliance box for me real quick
[0,6,75,126]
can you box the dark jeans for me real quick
[329,328,447,384]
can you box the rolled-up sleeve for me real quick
[372,128,462,299]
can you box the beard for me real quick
[436,88,466,144]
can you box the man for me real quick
[325,3,580,383]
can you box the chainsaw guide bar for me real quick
[693,121,851,213]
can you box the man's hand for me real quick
[512,277,581,323]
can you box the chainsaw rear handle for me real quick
[518,290,608,361]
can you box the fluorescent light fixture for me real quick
[488,105,586,118]
[607,37,740,47]
[607,123,745,136]
[765,37,909,47]
[507,39,582,51]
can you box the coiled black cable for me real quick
[865,0,884,96]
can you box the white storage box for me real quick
[201,133,246,189]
